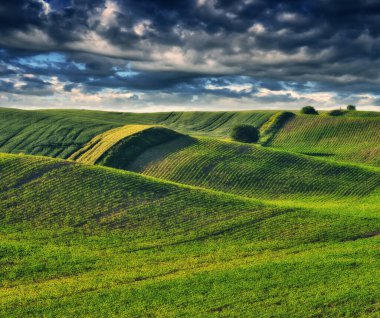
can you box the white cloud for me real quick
[100,0,119,28]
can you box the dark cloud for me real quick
[0,0,379,109]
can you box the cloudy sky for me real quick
[0,0,380,112]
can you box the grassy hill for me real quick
[118,137,380,206]
[1,153,379,317]
[69,124,153,164]
[269,114,380,166]
[70,125,184,170]
[0,108,274,159]
[1,107,379,317]
[1,108,379,167]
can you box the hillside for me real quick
[1,108,379,167]
[0,108,274,159]
[70,125,184,170]
[0,108,119,158]
[119,137,380,205]
[269,114,380,166]
[1,153,379,317]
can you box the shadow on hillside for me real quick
[127,135,197,173]
[301,152,335,157]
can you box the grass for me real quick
[270,114,380,166]
[69,124,152,164]
[127,137,380,203]
[0,107,379,317]
[0,153,379,317]
[0,109,274,159]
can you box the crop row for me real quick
[270,115,380,166]
[1,153,378,246]
[130,138,380,201]
[69,125,152,164]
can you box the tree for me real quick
[300,106,318,115]
[328,109,345,116]
[347,105,356,111]
[231,125,259,143]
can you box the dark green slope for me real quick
[0,108,119,158]
[122,137,380,203]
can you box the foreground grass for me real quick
[0,153,379,317]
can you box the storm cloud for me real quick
[0,0,379,111]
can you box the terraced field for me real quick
[1,153,379,317]
[270,114,380,166]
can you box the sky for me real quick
[0,0,380,112]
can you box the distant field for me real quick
[1,108,379,166]
[270,114,380,166]
[0,108,274,157]
[1,153,379,317]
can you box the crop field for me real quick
[0,107,379,317]
[270,114,380,166]
[127,138,380,204]
[1,153,379,317]
[69,124,153,164]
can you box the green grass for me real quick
[0,108,274,159]
[1,108,379,166]
[270,114,380,166]
[126,137,380,204]
[1,107,379,317]
[0,153,379,317]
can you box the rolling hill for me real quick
[269,113,380,166]
[0,107,379,317]
[1,108,379,167]
[1,153,379,317]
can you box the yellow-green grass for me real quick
[270,114,380,166]
[0,153,379,317]
[69,124,152,164]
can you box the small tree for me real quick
[328,109,345,116]
[231,125,259,143]
[347,105,356,111]
[300,106,318,115]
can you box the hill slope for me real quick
[269,114,380,166]
[125,137,380,205]
[0,108,274,159]
[1,153,379,317]
[70,125,184,170]
[69,124,153,164]
[2,108,380,166]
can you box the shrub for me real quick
[347,105,356,111]
[301,106,318,115]
[328,109,345,116]
[231,125,259,143]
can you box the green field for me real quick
[0,107,379,317]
